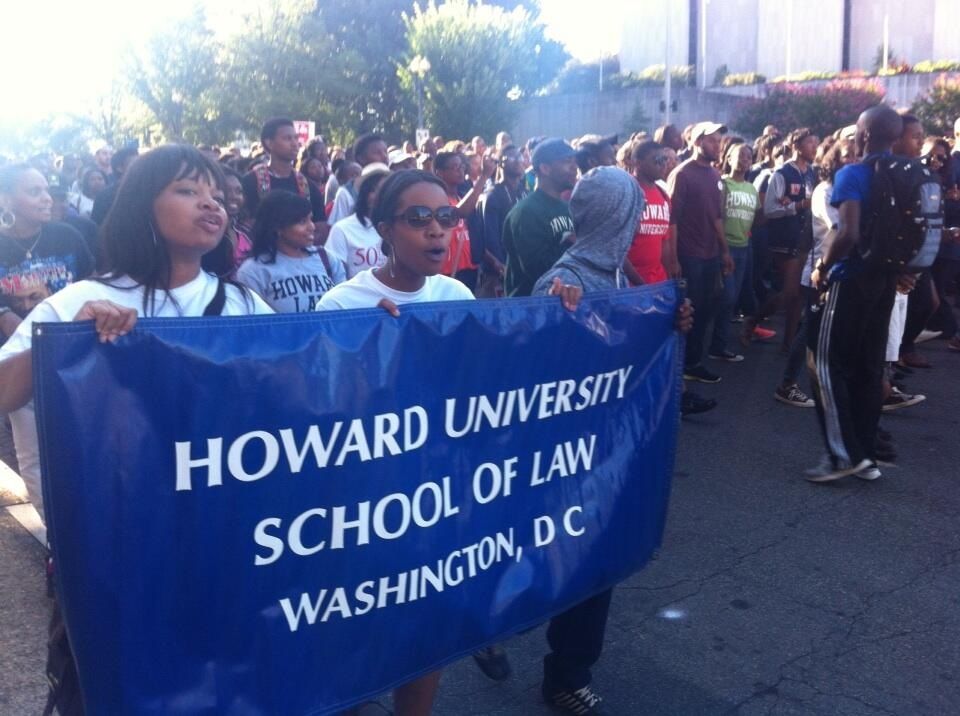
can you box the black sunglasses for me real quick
[393,205,459,229]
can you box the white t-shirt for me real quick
[69,192,95,218]
[324,174,340,206]
[0,271,273,522]
[328,185,357,224]
[804,180,838,288]
[325,215,386,279]
[316,269,474,311]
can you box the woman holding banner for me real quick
[318,169,581,714]
[0,144,272,715]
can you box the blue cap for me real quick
[531,138,576,173]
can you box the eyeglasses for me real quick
[393,205,459,228]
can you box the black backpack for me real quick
[863,156,943,270]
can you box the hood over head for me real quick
[532,166,645,294]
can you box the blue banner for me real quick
[34,282,682,715]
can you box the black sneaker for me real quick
[543,683,608,715]
[774,383,815,408]
[882,388,926,412]
[681,391,717,416]
[683,365,721,383]
[471,645,512,681]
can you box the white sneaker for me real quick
[854,462,882,481]
[805,458,872,483]
[916,329,942,344]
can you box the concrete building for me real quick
[620,0,960,85]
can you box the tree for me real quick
[0,115,92,158]
[125,10,221,143]
[317,0,419,141]
[400,0,567,140]
[86,79,153,149]
[218,0,364,144]
[317,0,540,141]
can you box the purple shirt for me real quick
[667,159,724,259]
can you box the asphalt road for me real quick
[1,318,958,716]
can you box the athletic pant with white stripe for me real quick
[807,270,896,466]
[543,588,613,692]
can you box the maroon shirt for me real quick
[667,159,724,259]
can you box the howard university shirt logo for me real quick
[270,273,336,312]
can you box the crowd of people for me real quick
[0,105,957,715]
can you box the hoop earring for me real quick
[389,251,396,279]
[149,223,159,248]
[0,209,15,229]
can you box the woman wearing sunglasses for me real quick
[317,170,580,714]
[318,170,464,714]
[317,170,475,312]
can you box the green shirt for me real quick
[502,189,575,297]
[722,177,758,248]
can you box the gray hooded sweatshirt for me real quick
[532,166,646,296]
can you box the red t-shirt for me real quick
[627,182,670,284]
[441,196,477,275]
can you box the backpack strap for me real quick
[317,246,334,278]
[254,165,271,196]
[203,279,227,316]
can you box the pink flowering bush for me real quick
[733,79,886,137]
[911,74,960,136]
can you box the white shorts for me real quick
[886,291,909,362]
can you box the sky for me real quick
[2,0,627,128]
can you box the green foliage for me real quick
[124,10,221,143]
[723,72,766,87]
[400,0,567,139]
[547,61,694,94]
[770,70,838,83]
[550,57,621,94]
[873,44,904,73]
[316,0,420,141]
[0,78,150,158]
[911,75,960,136]
[218,0,365,144]
[733,80,886,138]
[912,59,960,73]
[0,116,90,158]
[877,61,911,77]
[633,64,695,86]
